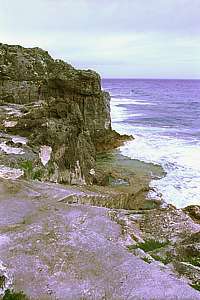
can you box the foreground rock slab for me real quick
[0,179,199,299]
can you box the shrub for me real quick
[187,256,200,267]
[19,160,44,180]
[137,239,169,252]
[3,289,28,300]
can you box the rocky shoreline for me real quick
[0,43,200,299]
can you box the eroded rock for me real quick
[0,43,131,185]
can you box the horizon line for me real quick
[101,77,200,80]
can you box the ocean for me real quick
[102,79,200,208]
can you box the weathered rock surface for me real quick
[184,205,200,223]
[1,42,200,299]
[0,43,131,185]
[0,179,200,300]
[121,203,200,291]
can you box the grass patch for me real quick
[190,283,200,292]
[126,245,152,263]
[137,239,169,252]
[20,160,33,173]
[19,160,44,180]
[2,289,28,300]
[127,242,172,265]
[126,244,137,252]
[151,254,171,265]
[186,256,200,267]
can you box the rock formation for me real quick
[0,43,200,299]
[0,43,131,184]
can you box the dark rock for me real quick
[6,140,22,147]
[183,205,200,223]
[176,232,200,263]
[0,43,131,184]
[94,129,134,153]
[0,275,6,289]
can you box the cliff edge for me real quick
[0,43,130,184]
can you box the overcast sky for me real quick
[1,0,200,79]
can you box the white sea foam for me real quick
[111,103,127,122]
[111,97,146,123]
[118,132,200,208]
[111,97,200,208]
[112,97,154,106]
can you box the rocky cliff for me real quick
[1,44,200,300]
[0,43,130,184]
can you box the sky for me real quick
[0,0,200,79]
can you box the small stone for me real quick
[89,169,95,175]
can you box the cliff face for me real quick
[0,43,111,132]
[0,43,129,184]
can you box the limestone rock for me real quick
[0,43,130,184]
[0,179,200,300]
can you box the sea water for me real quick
[102,79,200,208]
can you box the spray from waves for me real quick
[111,98,145,123]
[111,97,200,208]
[112,97,155,106]
[120,135,200,208]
